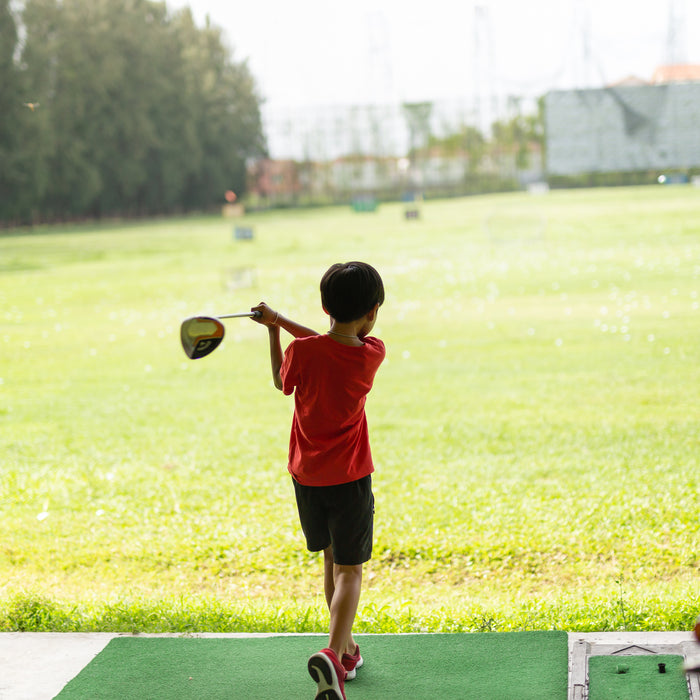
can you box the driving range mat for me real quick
[588,654,689,700]
[55,631,569,699]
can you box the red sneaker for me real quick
[686,617,700,672]
[308,648,347,700]
[342,644,364,680]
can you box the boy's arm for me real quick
[267,326,283,391]
[251,302,319,339]
[251,302,318,391]
[275,312,319,339]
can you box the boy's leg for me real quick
[324,547,359,657]
[328,560,363,660]
[323,547,335,608]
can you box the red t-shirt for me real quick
[280,334,385,486]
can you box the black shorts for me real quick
[292,475,374,566]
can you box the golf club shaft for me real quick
[217,311,261,319]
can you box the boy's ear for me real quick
[366,303,379,321]
[322,305,330,316]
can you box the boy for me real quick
[251,261,385,700]
[686,615,700,672]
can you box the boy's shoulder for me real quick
[291,334,384,356]
[361,335,385,354]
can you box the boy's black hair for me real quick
[320,261,385,323]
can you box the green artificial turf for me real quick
[55,632,569,699]
[588,654,689,699]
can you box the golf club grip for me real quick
[218,311,262,319]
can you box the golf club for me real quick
[180,311,261,359]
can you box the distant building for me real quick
[545,69,700,176]
[651,64,700,84]
[606,75,649,88]
[246,159,301,204]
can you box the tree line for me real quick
[0,0,267,225]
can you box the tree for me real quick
[4,0,267,222]
[0,0,50,222]
[175,11,266,210]
[402,101,433,159]
[0,0,23,220]
[428,125,486,174]
[491,106,544,171]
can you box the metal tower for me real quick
[472,4,496,134]
[665,0,688,65]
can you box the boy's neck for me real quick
[327,321,364,346]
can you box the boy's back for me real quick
[281,333,385,487]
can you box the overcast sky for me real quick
[167,0,700,110]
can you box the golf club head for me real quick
[181,316,226,359]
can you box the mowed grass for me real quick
[1,186,699,633]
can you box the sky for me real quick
[165,0,700,158]
[167,0,700,108]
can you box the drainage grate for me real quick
[569,633,700,700]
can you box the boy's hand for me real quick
[251,303,318,339]
[252,302,284,391]
[250,302,279,327]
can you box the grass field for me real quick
[1,186,699,633]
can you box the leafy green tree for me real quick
[4,0,266,222]
[402,101,433,159]
[137,6,202,213]
[175,11,266,209]
[491,107,544,171]
[0,0,22,220]
[0,0,50,222]
[428,125,486,174]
